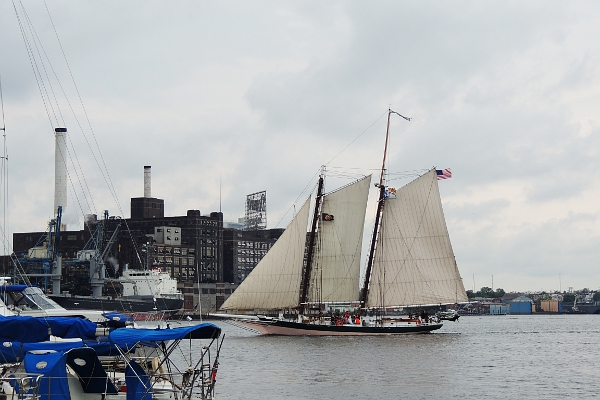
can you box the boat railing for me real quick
[145,364,217,400]
[0,373,42,400]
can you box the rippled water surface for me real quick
[200,315,599,399]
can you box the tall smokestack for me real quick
[144,166,151,198]
[54,128,68,215]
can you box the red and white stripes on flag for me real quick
[436,168,452,180]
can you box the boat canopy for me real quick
[109,323,221,346]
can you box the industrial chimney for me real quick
[144,166,151,198]
[54,127,68,216]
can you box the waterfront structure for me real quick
[508,296,533,314]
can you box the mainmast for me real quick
[360,109,410,308]
[299,169,325,314]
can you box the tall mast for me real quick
[360,109,410,308]
[299,169,325,314]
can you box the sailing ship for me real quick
[217,109,468,335]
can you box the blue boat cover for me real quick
[0,284,29,292]
[0,340,84,363]
[24,350,70,400]
[24,347,118,400]
[0,315,97,342]
[109,323,221,348]
[65,347,119,394]
[0,315,52,342]
[101,311,132,328]
[125,359,152,400]
[45,317,98,339]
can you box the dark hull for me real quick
[563,303,600,314]
[236,318,443,335]
[49,294,183,318]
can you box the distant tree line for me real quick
[466,286,505,299]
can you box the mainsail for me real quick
[308,175,371,304]
[219,197,311,311]
[366,169,468,308]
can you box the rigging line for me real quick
[0,72,8,256]
[22,5,66,127]
[65,137,95,214]
[274,169,320,229]
[44,1,124,219]
[13,1,56,128]
[0,70,5,131]
[26,3,134,272]
[27,3,100,214]
[324,110,388,167]
[17,3,98,224]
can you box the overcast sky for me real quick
[1,1,599,293]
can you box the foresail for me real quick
[219,197,311,311]
[308,175,371,303]
[367,169,468,308]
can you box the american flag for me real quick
[436,168,452,180]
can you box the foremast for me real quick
[299,169,325,315]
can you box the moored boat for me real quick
[49,267,184,320]
[0,315,223,400]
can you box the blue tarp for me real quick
[109,323,221,348]
[101,311,132,328]
[0,315,52,342]
[45,317,98,339]
[0,284,29,292]
[0,315,97,342]
[125,359,152,400]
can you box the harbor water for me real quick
[198,314,599,399]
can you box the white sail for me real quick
[220,197,311,311]
[367,169,468,308]
[309,175,371,303]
